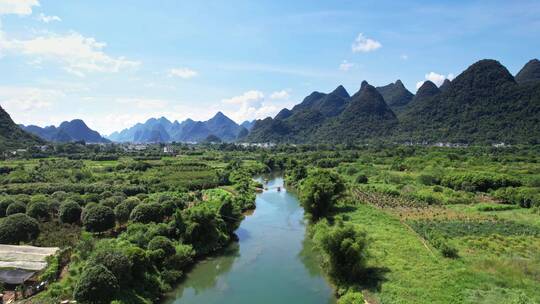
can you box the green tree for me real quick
[313,220,369,284]
[73,264,119,304]
[0,213,40,244]
[82,205,115,233]
[337,291,365,304]
[183,204,228,256]
[114,198,140,224]
[6,201,26,216]
[59,201,82,224]
[300,169,345,219]
[0,198,15,218]
[26,201,50,221]
[129,203,163,224]
[91,249,132,284]
[219,198,243,234]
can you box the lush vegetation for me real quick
[283,144,540,303]
[1,141,539,303]
[0,146,266,303]
[246,59,540,144]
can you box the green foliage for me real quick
[337,291,365,304]
[219,198,243,234]
[148,236,176,257]
[6,201,26,215]
[312,219,369,285]
[27,200,50,220]
[82,205,115,233]
[59,201,82,224]
[0,198,15,217]
[493,187,540,208]
[299,169,345,219]
[441,172,521,192]
[90,248,133,284]
[0,213,40,244]
[183,203,228,256]
[129,203,163,224]
[73,264,119,304]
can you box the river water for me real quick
[165,176,336,304]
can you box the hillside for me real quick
[22,120,110,143]
[314,81,398,143]
[398,59,540,144]
[0,106,44,150]
[246,58,540,144]
[376,80,414,113]
[108,112,246,143]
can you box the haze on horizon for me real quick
[0,0,539,135]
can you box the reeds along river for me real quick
[164,176,336,304]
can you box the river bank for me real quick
[164,176,336,304]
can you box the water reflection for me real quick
[168,243,240,299]
[165,176,335,304]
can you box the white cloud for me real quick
[270,90,290,100]
[221,90,273,122]
[168,68,198,79]
[115,97,169,110]
[400,54,409,60]
[339,60,354,71]
[0,31,140,76]
[351,33,382,53]
[416,72,455,89]
[222,90,264,105]
[0,0,39,16]
[37,13,61,23]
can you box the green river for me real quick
[165,176,336,304]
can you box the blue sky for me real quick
[0,0,539,135]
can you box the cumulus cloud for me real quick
[0,0,39,16]
[352,33,382,53]
[221,90,283,122]
[416,72,455,89]
[37,13,61,23]
[270,90,290,100]
[339,60,354,71]
[222,90,264,105]
[168,68,198,79]
[0,31,140,77]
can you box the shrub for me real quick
[59,201,82,224]
[312,220,369,284]
[129,203,163,224]
[148,236,176,257]
[27,201,50,220]
[441,172,521,192]
[73,264,119,304]
[6,201,26,215]
[91,249,132,284]
[82,205,115,233]
[0,213,40,244]
[300,169,345,219]
[355,174,369,184]
[0,198,15,217]
[338,291,365,304]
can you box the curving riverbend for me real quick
[165,176,336,304]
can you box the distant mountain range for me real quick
[108,112,250,143]
[0,105,44,150]
[246,58,540,144]
[2,58,539,148]
[21,120,110,143]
